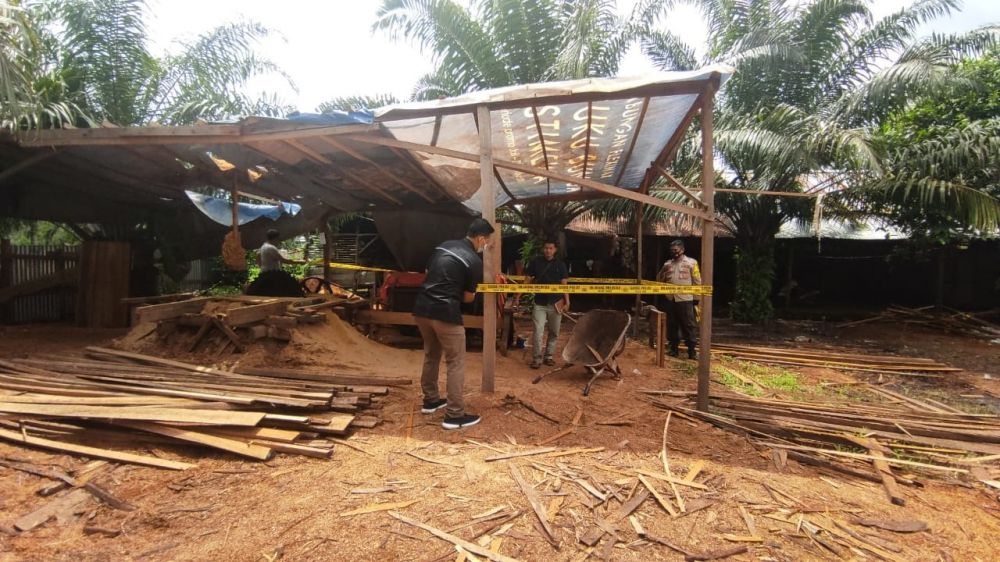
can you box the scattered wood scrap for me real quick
[0,348,394,468]
[645,390,1000,493]
[838,305,1000,340]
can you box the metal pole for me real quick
[696,83,716,412]
[477,104,498,393]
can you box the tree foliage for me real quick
[859,51,1000,244]
[1,0,292,130]
[632,0,998,322]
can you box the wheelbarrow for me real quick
[532,309,631,396]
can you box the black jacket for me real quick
[412,238,483,325]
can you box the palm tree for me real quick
[2,0,291,130]
[373,0,662,242]
[628,0,999,322]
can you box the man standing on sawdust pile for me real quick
[521,240,570,369]
[412,218,495,430]
[657,239,701,360]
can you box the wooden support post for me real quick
[323,220,332,283]
[696,85,716,412]
[478,104,497,393]
[657,311,666,368]
[634,202,643,338]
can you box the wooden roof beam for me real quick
[613,97,650,187]
[312,135,435,203]
[341,133,712,220]
[337,169,403,206]
[16,123,373,147]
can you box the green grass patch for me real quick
[714,365,762,396]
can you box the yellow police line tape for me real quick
[477,283,712,295]
[311,261,395,273]
[507,275,643,284]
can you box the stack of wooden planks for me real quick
[0,347,410,469]
[129,294,368,353]
[711,343,961,377]
[644,390,1000,503]
[838,305,1000,340]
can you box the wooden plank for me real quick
[203,426,302,443]
[580,488,649,546]
[14,488,91,531]
[340,499,419,517]
[0,403,267,426]
[850,436,906,506]
[133,298,210,324]
[0,395,198,406]
[224,300,290,326]
[117,421,273,460]
[509,464,557,545]
[211,316,245,351]
[250,439,332,459]
[390,511,523,562]
[634,468,709,490]
[638,474,677,517]
[354,309,484,329]
[0,427,195,470]
[484,447,557,462]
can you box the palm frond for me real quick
[317,94,399,113]
[641,29,698,71]
[373,0,510,90]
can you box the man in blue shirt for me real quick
[524,240,569,369]
[412,218,494,430]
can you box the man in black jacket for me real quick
[412,218,495,430]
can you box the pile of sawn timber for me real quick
[0,347,411,469]
[645,390,1000,503]
[131,294,367,353]
[711,343,961,377]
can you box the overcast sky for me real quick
[147,0,1000,113]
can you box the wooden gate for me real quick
[0,240,79,324]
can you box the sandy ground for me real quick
[1,315,999,562]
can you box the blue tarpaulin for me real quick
[185,191,302,227]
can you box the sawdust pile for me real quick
[114,311,420,378]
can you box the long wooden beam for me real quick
[696,84,716,413]
[478,104,498,393]
[613,97,651,187]
[338,168,403,206]
[314,135,436,203]
[17,123,373,147]
[376,79,711,121]
[653,164,705,207]
[340,134,712,220]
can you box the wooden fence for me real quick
[0,240,79,324]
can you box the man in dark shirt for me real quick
[524,240,569,369]
[412,218,495,430]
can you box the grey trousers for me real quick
[532,304,562,361]
[414,316,466,418]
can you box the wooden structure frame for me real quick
[1,70,729,410]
